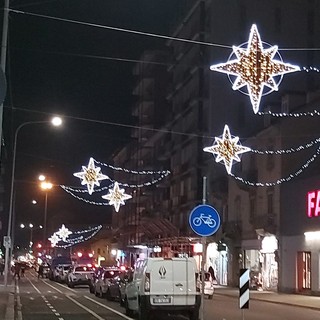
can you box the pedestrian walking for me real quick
[13,263,21,280]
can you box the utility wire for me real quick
[7,8,320,51]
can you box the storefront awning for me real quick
[138,218,178,238]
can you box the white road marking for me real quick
[42,280,63,294]
[54,281,77,293]
[66,295,105,320]
[84,295,133,320]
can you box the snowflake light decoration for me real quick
[48,233,60,247]
[210,24,300,113]
[203,125,251,174]
[73,157,109,194]
[56,224,73,242]
[102,181,132,212]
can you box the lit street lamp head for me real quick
[40,181,53,190]
[51,116,62,127]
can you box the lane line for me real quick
[16,279,23,320]
[66,295,105,320]
[41,280,63,294]
[53,281,77,293]
[84,295,133,320]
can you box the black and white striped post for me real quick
[239,268,250,313]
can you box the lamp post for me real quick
[20,223,43,252]
[4,117,62,286]
[40,180,53,253]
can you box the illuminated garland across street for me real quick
[205,125,320,184]
[62,157,170,211]
[49,225,102,248]
[210,24,300,114]
[258,110,320,118]
[230,145,320,187]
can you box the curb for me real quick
[214,292,320,312]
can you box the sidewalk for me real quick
[214,286,320,311]
[0,274,15,320]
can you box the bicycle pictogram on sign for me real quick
[192,213,217,228]
[189,204,220,237]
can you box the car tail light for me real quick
[144,272,150,292]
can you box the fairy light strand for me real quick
[51,225,102,248]
[251,137,320,155]
[230,145,320,187]
[258,109,320,118]
[93,158,170,175]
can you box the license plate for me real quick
[153,298,171,303]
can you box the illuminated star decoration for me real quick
[56,224,73,242]
[210,24,300,114]
[203,125,251,174]
[73,157,109,194]
[102,181,132,212]
[48,233,60,247]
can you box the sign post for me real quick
[189,177,221,320]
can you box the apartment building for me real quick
[113,0,320,289]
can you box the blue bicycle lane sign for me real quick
[189,204,221,237]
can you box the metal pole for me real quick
[0,0,9,158]
[43,192,48,253]
[30,228,33,250]
[4,121,47,286]
[4,122,20,286]
[200,176,207,320]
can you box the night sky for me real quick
[1,0,193,247]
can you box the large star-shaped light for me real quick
[73,157,109,194]
[210,24,300,113]
[203,125,251,174]
[56,224,73,242]
[102,181,132,212]
[48,233,60,247]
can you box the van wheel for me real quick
[189,309,199,320]
[208,294,213,300]
[106,289,112,300]
[119,291,124,307]
[138,304,149,320]
[125,297,133,317]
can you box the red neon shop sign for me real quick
[307,190,320,217]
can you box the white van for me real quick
[124,257,201,320]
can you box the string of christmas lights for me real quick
[251,137,320,155]
[230,145,320,187]
[93,158,170,176]
[49,225,102,248]
[258,110,320,118]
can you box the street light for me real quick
[4,116,62,286]
[40,179,53,253]
[20,223,43,251]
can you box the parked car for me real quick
[67,264,95,288]
[197,272,214,299]
[94,267,122,298]
[88,267,105,294]
[105,269,133,304]
[56,264,72,283]
[124,257,201,320]
[49,256,72,280]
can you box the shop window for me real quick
[297,251,311,291]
